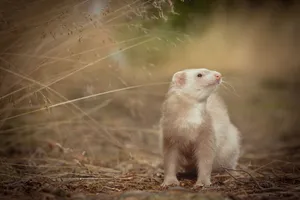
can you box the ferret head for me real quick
[170,68,222,101]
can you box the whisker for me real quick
[220,81,241,98]
[222,80,238,94]
[220,83,232,95]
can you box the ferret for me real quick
[159,68,240,188]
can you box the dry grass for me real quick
[0,0,300,200]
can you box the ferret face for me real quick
[171,68,222,101]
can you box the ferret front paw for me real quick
[193,179,211,189]
[160,177,179,188]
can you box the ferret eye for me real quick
[197,73,203,78]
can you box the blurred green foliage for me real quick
[142,0,218,31]
[114,0,219,69]
[167,0,216,31]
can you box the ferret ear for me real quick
[172,71,186,87]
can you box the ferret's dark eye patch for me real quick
[197,73,203,77]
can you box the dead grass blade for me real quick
[0,65,123,149]
[12,37,157,105]
[0,81,169,123]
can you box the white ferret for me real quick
[159,68,241,188]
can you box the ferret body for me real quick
[159,68,240,188]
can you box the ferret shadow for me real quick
[177,170,222,181]
[177,171,198,181]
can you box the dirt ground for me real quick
[0,1,300,200]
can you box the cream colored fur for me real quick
[159,68,240,188]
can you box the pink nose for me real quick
[215,73,221,80]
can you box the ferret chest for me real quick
[180,105,204,126]
[173,105,204,141]
[186,107,203,124]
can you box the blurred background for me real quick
[0,0,299,199]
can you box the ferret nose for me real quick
[214,73,221,80]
